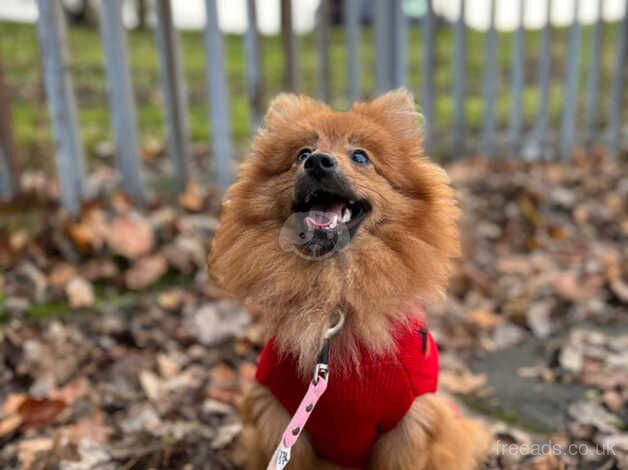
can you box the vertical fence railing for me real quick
[584,0,605,149]
[344,0,361,102]
[509,0,526,155]
[375,0,406,93]
[608,3,627,159]
[452,0,467,155]
[204,0,233,189]
[0,62,18,200]
[36,0,86,215]
[100,0,145,202]
[374,1,390,94]
[244,0,264,130]
[317,0,331,102]
[530,0,553,159]
[394,0,408,88]
[559,0,582,160]
[155,0,190,190]
[481,0,498,158]
[281,0,299,92]
[421,0,435,153]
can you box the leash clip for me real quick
[312,362,329,384]
[313,312,344,384]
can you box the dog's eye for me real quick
[296,148,313,162]
[351,149,369,165]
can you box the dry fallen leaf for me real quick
[17,437,54,470]
[57,411,112,446]
[139,370,162,402]
[125,255,167,290]
[157,353,182,378]
[105,213,154,259]
[18,396,67,429]
[526,302,553,339]
[48,263,77,288]
[439,370,487,395]
[49,376,89,404]
[609,278,628,303]
[59,439,111,470]
[2,393,27,416]
[210,422,242,450]
[465,309,504,330]
[0,414,22,438]
[65,277,95,309]
[67,223,96,252]
[157,289,185,311]
[552,271,602,303]
[178,181,205,212]
[185,301,251,346]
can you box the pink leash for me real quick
[267,313,345,470]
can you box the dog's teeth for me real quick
[341,208,351,223]
[329,218,338,229]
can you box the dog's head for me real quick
[210,90,460,364]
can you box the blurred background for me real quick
[0,1,627,469]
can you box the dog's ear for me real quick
[262,93,328,132]
[352,89,423,140]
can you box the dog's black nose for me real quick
[304,153,337,179]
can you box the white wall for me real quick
[0,0,626,33]
[434,0,627,31]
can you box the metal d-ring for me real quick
[323,311,345,340]
[313,312,345,384]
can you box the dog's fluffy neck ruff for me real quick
[250,258,431,378]
[264,305,420,378]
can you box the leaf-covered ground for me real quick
[0,155,626,469]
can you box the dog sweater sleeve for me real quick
[377,322,440,432]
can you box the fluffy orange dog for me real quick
[210,90,492,469]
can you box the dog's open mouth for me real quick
[289,186,372,258]
[296,191,370,232]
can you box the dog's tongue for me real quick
[305,203,344,229]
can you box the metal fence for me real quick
[0,0,626,214]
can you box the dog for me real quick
[209,90,492,469]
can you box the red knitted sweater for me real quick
[255,318,439,467]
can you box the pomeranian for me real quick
[210,90,492,469]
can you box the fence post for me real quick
[36,0,86,215]
[421,0,435,153]
[529,0,553,160]
[317,0,331,102]
[393,0,408,88]
[608,3,627,158]
[245,0,264,130]
[280,0,299,92]
[0,62,18,200]
[559,0,582,160]
[345,0,361,102]
[374,0,390,93]
[584,0,605,149]
[509,0,526,155]
[375,0,406,93]
[482,0,498,158]
[452,0,467,155]
[204,0,233,189]
[100,0,145,202]
[155,0,190,191]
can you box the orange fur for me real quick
[210,90,490,468]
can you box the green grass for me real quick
[0,20,623,169]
